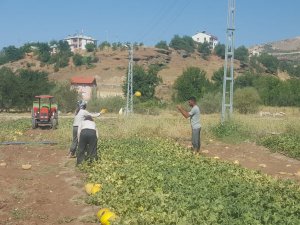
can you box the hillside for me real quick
[249,36,300,62]
[1,47,232,100]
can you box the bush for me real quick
[73,53,84,66]
[99,41,111,50]
[235,46,249,63]
[155,41,169,50]
[85,43,96,52]
[169,35,195,53]
[234,87,261,114]
[257,53,279,74]
[214,44,225,59]
[200,92,221,114]
[87,96,125,113]
[197,41,211,59]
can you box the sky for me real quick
[0,0,299,49]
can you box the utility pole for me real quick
[125,43,134,115]
[221,0,236,123]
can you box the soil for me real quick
[1,127,300,225]
[202,140,300,182]
[0,130,98,225]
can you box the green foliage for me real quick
[234,87,261,114]
[169,35,195,53]
[259,134,300,159]
[257,53,279,74]
[211,67,224,90]
[87,96,125,113]
[123,65,161,101]
[35,42,51,63]
[81,136,300,224]
[235,46,249,63]
[0,45,24,65]
[73,53,84,66]
[0,67,21,111]
[214,44,225,59]
[99,41,111,50]
[211,121,250,143]
[49,40,72,68]
[173,67,210,102]
[198,41,211,59]
[155,41,169,50]
[200,92,222,114]
[85,43,96,52]
[50,82,78,113]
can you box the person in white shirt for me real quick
[77,115,99,165]
[177,96,201,152]
[68,101,100,158]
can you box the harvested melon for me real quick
[91,183,101,194]
[134,91,142,97]
[100,210,116,225]
[85,183,94,195]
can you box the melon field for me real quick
[0,110,300,225]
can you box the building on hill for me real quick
[192,31,219,49]
[64,33,97,52]
[70,76,97,101]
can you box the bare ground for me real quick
[0,132,98,225]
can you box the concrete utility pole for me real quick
[125,43,134,115]
[221,0,236,123]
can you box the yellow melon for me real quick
[85,183,94,195]
[91,184,101,194]
[134,91,142,97]
[100,210,116,225]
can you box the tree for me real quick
[73,53,84,66]
[50,82,78,112]
[257,53,279,74]
[36,43,51,63]
[169,35,195,53]
[99,41,111,50]
[0,67,21,111]
[212,67,224,90]
[234,87,261,114]
[122,65,161,100]
[155,41,169,50]
[85,43,96,52]
[235,46,249,63]
[214,44,225,59]
[198,41,211,59]
[3,45,24,62]
[173,67,210,102]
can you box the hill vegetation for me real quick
[0,35,300,113]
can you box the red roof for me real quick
[71,76,96,85]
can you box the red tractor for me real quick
[32,95,58,129]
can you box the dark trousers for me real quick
[69,126,78,155]
[77,129,98,165]
[192,128,201,151]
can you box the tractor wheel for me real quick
[32,119,37,129]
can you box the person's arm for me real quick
[84,110,100,118]
[77,122,82,141]
[176,105,190,119]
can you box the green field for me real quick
[1,110,300,225]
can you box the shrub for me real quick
[169,35,195,53]
[87,96,125,113]
[155,41,169,50]
[214,44,225,59]
[234,87,261,114]
[73,53,84,66]
[235,46,249,63]
[200,92,221,114]
[85,43,96,52]
[99,41,111,50]
[197,41,211,59]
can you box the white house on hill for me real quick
[64,33,97,52]
[192,31,219,49]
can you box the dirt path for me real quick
[0,143,98,225]
[202,140,300,182]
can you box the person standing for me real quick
[77,115,99,165]
[68,101,100,158]
[177,96,201,152]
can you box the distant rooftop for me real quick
[71,76,96,85]
[64,33,96,41]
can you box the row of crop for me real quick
[81,137,300,225]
